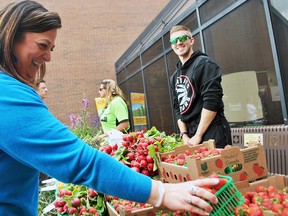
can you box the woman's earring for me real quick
[12,54,18,64]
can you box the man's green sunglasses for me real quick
[170,35,191,44]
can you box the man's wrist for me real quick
[180,132,188,139]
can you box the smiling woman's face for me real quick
[12,29,57,82]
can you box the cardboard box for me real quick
[156,140,268,183]
[235,174,286,194]
[106,201,168,216]
[235,174,287,216]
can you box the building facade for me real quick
[115,0,288,135]
[0,0,169,125]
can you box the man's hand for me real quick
[182,135,191,145]
[188,134,202,146]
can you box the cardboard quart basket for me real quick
[107,201,166,216]
[107,202,194,216]
[235,174,287,216]
[106,201,176,216]
[235,174,287,194]
[156,140,268,183]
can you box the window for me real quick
[199,0,239,24]
[143,57,174,134]
[117,69,126,84]
[126,57,141,77]
[270,0,288,123]
[141,39,163,65]
[180,11,198,32]
[203,0,283,126]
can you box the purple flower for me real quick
[81,97,90,108]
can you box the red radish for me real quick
[88,188,98,197]
[141,169,149,176]
[89,207,97,214]
[140,159,148,167]
[54,198,66,207]
[68,207,78,214]
[131,167,140,172]
[146,155,153,163]
[71,198,81,207]
[126,152,135,160]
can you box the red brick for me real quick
[0,0,169,126]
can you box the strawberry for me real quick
[224,145,232,149]
[283,200,288,208]
[282,208,288,216]
[271,203,284,214]
[185,150,191,156]
[247,205,263,216]
[255,185,266,193]
[244,191,257,203]
[251,195,262,205]
[234,204,248,216]
[214,178,228,190]
[209,173,220,178]
[261,198,273,210]
[267,185,276,194]
[199,146,208,152]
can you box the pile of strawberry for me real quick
[160,146,222,166]
[99,126,183,177]
[53,183,106,215]
[106,195,152,214]
[235,185,288,216]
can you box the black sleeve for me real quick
[198,61,224,112]
[169,73,181,120]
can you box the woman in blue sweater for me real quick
[0,1,219,215]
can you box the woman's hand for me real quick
[149,178,219,215]
[97,133,108,141]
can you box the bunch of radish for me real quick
[99,127,183,178]
[53,184,105,215]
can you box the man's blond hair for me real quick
[170,25,192,37]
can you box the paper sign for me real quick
[95,97,106,115]
[130,92,147,131]
[244,133,263,146]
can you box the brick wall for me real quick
[0,0,169,126]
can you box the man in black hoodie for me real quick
[169,25,231,148]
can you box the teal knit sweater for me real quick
[0,72,151,215]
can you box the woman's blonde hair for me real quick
[101,79,128,108]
